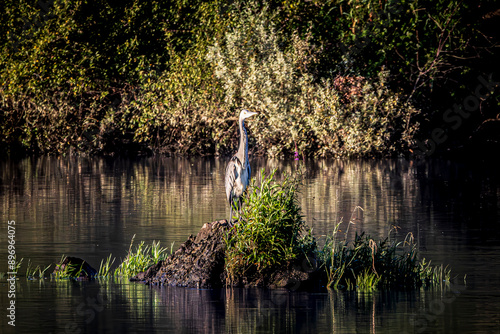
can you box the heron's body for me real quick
[225,109,257,223]
[225,156,250,205]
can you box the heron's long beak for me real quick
[247,111,258,118]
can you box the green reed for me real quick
[114,235,170,278]
[26,259,51,280]
[320,225,452,291]
[53,255,85,279]
[98,254,116,278]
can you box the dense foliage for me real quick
[1,0,498,157]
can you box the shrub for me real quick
[207,3,421,157]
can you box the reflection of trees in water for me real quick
[151,286,227,333]
[13,267,471,333]
[148,283,462,333]
[254,158,421,241]
[0,157,431,246]
[254,158,499,247]
[2,157,498,333]
[0,157,228,256]
[2,157,497,262]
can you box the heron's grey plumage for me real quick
[225,109,257,224]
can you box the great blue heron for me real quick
[225,109,258,224]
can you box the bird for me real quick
[225,109,258,225]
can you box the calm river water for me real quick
[0,156,499,333]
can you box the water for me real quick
[1,156,499,333]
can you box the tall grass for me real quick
[225,168,316,283]
[114,235,170,278]
[98,254,116,278]
[321,223,452,290]
[26,259,51,280]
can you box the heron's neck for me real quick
[237,118,248,166]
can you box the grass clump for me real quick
[26,259,51,280]
[321,226,452,290]
[53,255,93,280]
[225,168,316,283]
[114,235,169,278]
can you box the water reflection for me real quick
[3,278,479,333]
[0,156,499,333]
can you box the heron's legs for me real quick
[228,198,244,226]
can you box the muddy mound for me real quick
[131,220,319,289]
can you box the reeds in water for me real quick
[114,235,169,277]
[26,259,51,280]
[320,223,452,290]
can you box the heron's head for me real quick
[240,109,258,121]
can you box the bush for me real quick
[207,3,421,157]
